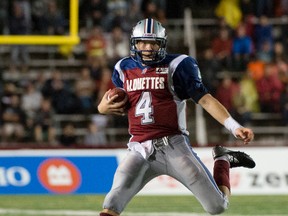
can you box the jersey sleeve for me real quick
[111,59,125,88]
[172,56,209,103]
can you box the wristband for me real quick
[224,117,243,137]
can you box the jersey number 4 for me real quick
[135,91,154,125]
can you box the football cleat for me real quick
[212,145,256,169]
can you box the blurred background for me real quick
[0,0,287,149]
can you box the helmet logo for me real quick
[143,33,156,37]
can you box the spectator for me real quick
[41,70,81,114]
[59,123,78,147]
[256,63,284,112]
[105,26,129,69]
[215,73,239,114]
[123,0,143,32]
[233,71,260,126]
[21,81,43,119]
[97,66,114,104]
[198,48,221,95]
[1,94,26,142]
[215,17,233,34]
[273,41,288,62]
[88,56,113,104]
[0,0,8,34]
[23,116,35,143]
[18,0,31,28]
[102,0,129,31]
[31,0,46,34]
[141,0,166,24]
[254,0,274,17]
[8,0,30,73]
[240,0,255,17]
[215,0,242,29]
[274,0,288,16]
[41,70,68,98]
[83,121,107,146]
[211,27,233,70]
[51,84,81,114]
[231,23,254,71]
[273,41,288,86]
[89,56,103,82]
[242,14,256,39]
[280,84,288,125]
[34,99,57,145]
[74,67,96,113]
[253,15,274,52]
[96,59,114,103]
[80,0,107,28]
[43,0,66,35]
[1,82,18,111]
[256,39,273,63]
[85,25,107,64]
[34,72,47,92]
[279,16,288,48]
[246,56,265,81]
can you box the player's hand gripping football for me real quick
[98,89,128,116]
[235,127,254,145]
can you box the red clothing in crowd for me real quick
[256,64,283,112]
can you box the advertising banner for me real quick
[0,150,118,194]
[139,147,288,195]
[0,147,287,195]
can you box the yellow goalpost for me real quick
[0,0,80,45]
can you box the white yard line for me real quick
[124,213,209,216]
[0,209,96,216]
[0,209,209,216]
[0,209,286,216]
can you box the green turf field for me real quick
[0,195,287,215]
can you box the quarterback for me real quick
[97,18,255,216]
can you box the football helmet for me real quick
[130,18,167,65]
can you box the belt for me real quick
[152,136,169,150]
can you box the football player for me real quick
[97,18,255,216]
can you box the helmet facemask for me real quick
[130,19,167,65]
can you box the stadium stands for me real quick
[0,0,287,147]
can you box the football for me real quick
[107,87,127,103]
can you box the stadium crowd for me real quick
[0,0,288,147]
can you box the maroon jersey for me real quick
[112,54,208,142]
